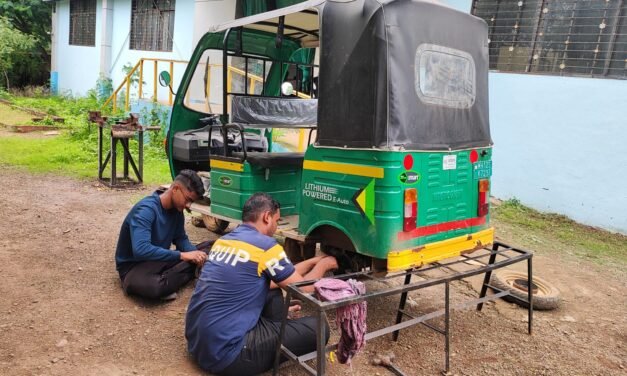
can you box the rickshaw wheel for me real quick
[321,245,372,274]
[202,215,229,234]
[284,238,315,263]
[191,215,205,228]
[490,270,561,310]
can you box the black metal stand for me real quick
[98,125,144,187]
[272,241,533,376]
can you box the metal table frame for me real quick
[273,241,533,376]
[98,125,144,187]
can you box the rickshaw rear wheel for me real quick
[307,225,386,274]
[284,238,316,263]
[321,245,373,274]
[202,214,229,234]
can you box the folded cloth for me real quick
[314,278,367,364]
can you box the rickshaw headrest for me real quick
[231,95,317,128]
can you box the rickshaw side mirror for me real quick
[158,71,171,87]
[281,82,294,96]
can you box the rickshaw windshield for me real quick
[182,5,320,116]
[183,48,278,115]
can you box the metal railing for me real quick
[102,58,188,112]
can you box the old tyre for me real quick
[202,215,229,234]
[490,270,561,310]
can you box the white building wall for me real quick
[108,0,195,102]
[54,0,102,96]
[53,0,235,101]
[192,0,236,46]
[444,0,627,234]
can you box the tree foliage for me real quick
[0,18,36,89]
[0,0,51,88]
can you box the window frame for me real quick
[414,43,477,109]
[129,0,176,52]
[69,0,97,47]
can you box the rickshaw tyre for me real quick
[320,245,371,274]
[490,270,561,311]
[202,215,229,235]
[284,238,315,263]
[191,215,205,228]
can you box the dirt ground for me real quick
[0,166,625,376]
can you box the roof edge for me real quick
[207,0,326,33]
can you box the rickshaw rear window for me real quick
[414,44,476,109]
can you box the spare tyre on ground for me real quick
[490,270,561,310]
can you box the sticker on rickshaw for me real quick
[303,183,349,205]
[399,171,420,185]
[352,179,376,225]
[219,176,232,186]
[473,160,493,179]
[443,155,457,170]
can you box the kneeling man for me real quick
[185,193,337,375]
[115,169,208,300]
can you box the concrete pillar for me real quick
[100,0,114,77]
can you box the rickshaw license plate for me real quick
[473,160,492,179]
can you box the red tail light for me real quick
[478,179,490,217]
[403,188,417,231]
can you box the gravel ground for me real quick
[0,166,625,376]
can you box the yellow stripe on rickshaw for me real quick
[303,160,384,179]
[210,159,244,172]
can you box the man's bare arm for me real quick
[276,256,338,293]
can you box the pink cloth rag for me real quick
[314,278,367,364]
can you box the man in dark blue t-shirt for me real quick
[115,169,209,300]
[185,193,338,375]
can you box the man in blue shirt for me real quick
[115,169,209,300]
[185,193,338,375]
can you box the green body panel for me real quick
[298,147,493,259]
[210,163,302,219]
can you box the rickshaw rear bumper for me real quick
[387,228,494,272]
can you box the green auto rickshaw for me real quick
[165,0,493,272]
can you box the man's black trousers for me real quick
[120,260,196,299]
[217,289,330,376]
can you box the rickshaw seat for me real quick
[224,96,312,169]
[231,152,305,168]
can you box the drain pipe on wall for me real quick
[100,0,114,79]
[50,0,59,94]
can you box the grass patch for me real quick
[0,91,171,185]
[493,198,627,267]
[0,132,171,185]
[0,103,36,125]
[10,94,100,118]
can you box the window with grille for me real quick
[69,0,96,46]
[130,0,176,52]
[472,0,627,79]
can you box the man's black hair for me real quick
[174,169,205,198]
[242,193,281,222]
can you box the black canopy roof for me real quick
[317,0,492,151]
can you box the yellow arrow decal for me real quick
[352,179,376,225]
